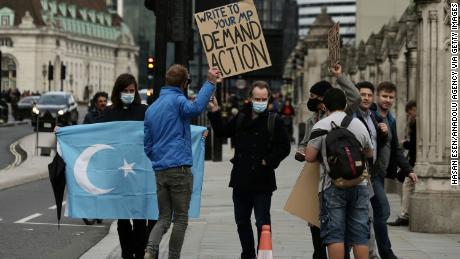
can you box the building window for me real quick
[0,37,13,47]
[1,16,9,26]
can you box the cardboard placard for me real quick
[328,22,340,67]
[283,162,320,227]
[194,0,272,78]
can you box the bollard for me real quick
[205,127,213,161]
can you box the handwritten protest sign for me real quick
[328,22,340,67]
[194,0,272,78]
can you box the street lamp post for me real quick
[42,64,47,92]
[0,50,2,93]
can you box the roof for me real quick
[0,0,117,26]
[0,0,45,26]
[43,91,71,96]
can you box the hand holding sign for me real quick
[208,67,222,84]
[329,63,342,78]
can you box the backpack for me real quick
[312,115,368,188]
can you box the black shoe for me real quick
[82,218,96,225]
[387,217,409,226]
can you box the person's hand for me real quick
[378,123,388,135]
[408,171,418,183]
[202,130,209,138]
[329,63,342,78]
[208,96,219,112]
[207,67,222,84]
[261,159,267,166]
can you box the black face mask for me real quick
[307,98,322,112]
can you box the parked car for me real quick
[0,97,8,124]
[17,95,40,121]
[31,91,79,131]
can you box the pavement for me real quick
[1,133,460,258]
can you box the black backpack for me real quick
[311,115,367,186]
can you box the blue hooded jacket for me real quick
[144,82,215,171]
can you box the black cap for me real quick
[310,81,332,97]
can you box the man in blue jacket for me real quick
[144,65,221,259]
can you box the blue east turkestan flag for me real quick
[56,121,207,220]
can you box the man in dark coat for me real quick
[83,92,108,124]
[207,81,291,259]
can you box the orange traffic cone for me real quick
[257,225,273,259]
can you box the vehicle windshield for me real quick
[19,97,39,104]
[38,95,67,105]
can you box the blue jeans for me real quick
[319,185,369,245]
[370,175,395,259]
[232,189,272,259]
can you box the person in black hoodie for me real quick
[101,74,155,259]
[207,81,291,259]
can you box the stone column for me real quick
[410,0,460,233]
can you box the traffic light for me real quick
[60,62,66,80]
[147,56,155,75]
[48,62,54,81]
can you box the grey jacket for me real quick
[298,75,360,150]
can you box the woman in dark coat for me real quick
[101,74,155,259]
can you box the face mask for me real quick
[121,93,135,105]
[252,101,268,113]
[307,98,322,112]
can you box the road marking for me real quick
[48,201,66,210]
[14,213,42,223]
[18,222,106,228]
[1,141,22,171]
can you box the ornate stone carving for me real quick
[429,10,439,21]
[19,11,35,28]
[444,0,452,25]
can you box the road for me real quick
[0,104,114,259]
[0,123,33,170]
[0,179,113,259]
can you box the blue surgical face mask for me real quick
[252,101,268,113]
[120,93,135,105]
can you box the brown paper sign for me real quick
[283,162,321,227]
[194,0,272,78]
[328,22,340,67]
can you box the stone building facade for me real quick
[0,0,138,101]
[286,0,459,233]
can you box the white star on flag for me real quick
[119,159,136,177]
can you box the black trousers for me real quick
[117,219,156,259]
[233,189,272,259]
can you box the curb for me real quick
[79,221,119,259]
[0,121,29,128]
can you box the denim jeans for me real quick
[146,167,193,259]
[370,175,395,259]
[319,185,369,245]
[232,189,272,259]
